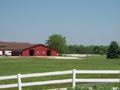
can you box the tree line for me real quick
[45,34,120,58]
[66,45,109,54]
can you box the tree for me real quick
[99,50,104,55]
[116,47,120,58]
[79,45,85,54]
[67,45,74,54]
[107,41,119,59]
[98,45,105,55]
[45,34,67,56]
[93,46,99,54]
[104,46,109,54]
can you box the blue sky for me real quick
[0,0,120,46]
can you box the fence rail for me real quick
[0,69,120,90]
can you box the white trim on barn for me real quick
[0,51,3,56]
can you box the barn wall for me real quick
[51,50,57,56]
[22,45,57,56]
[12,51,22,56]
[22,49,29,56]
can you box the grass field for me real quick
[0,56,120,90]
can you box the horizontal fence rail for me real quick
[0,75,17,80]
[76,79,120,82]
[0,84,18,89]
[76,70,120,74]
[0,69,120,90]
[21,70,72,78]
[22,79,72,87]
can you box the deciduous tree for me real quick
[45,34,67,56]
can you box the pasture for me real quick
[0,56,120,90]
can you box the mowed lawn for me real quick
[0,56,120,90]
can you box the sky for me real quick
[0,0,120,46]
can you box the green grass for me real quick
[0,56,120,90]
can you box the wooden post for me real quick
[72,69,76,89]
[18,74,22,90]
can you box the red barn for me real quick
[0,42,57,56]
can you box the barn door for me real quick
[29,50,34,56]
[47,50,51,56]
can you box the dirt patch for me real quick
[36,56,81,59]
[0,56,82,59]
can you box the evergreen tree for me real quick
[107,41,119,59]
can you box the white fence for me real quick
[0,69,120,90]
[62,54,106,57]
[62,54,86,57]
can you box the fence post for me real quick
[119,70,120,89]
[18,74,22,90]
[72,69,76,89]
